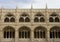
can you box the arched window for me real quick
[4,17,9,22]
[40,17,45,22]
[34,12,45,22]
[4,13,15,22]
[25,17,30,22]
[10,17,15,22]
[34,26,46,38]
[49,12,59,22]
[50,26,60,38]
[3,26,15,38]
[49,17,54,22]
[34,17,39,22]
[55,17,59,22]
[19,17,24,22]
[19,13,30,22]
[19,26,30,38]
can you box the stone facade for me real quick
[0,8,60,42]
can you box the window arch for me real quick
[4,17,9,22]
[19,26,31,38]
[19,13,30,22]
[25,17,30,22]
[4,13,15,22]
[10,17,15,22]
[3,26,15,38]
[19,17,24,22]
[55,17,59,22]
[50,26,60,38]
[49,17,54,22]
[34,17,39,22]
[49,12,59,22]
[34,26,47,38]
[34,12,45,22]
[40,17,45,22]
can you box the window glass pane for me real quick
[4,31,6,38]
[34,31,36,38]
[22,31,24,38]
[19,32,21,38]
[28,31,30,38]
[7,32,9,38]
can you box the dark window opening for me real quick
[19,31,30,38]
[49,17,54,22]
[4,18,9,22]
[55,17,59,22]
[10,17,15,22]
[25,17,30,22]
[40,17,45,22]
[3,27,15,38]
[34,17,39,22]
[19,17,24,22]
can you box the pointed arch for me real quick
[49,12,59,22]
[19,12,30,22]
[4,12,15,22]
[34,12,45,22]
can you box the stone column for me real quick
[30,30,34,42]
[15,30,18,42]
[46,29,50,42]
[0,30,3,42]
